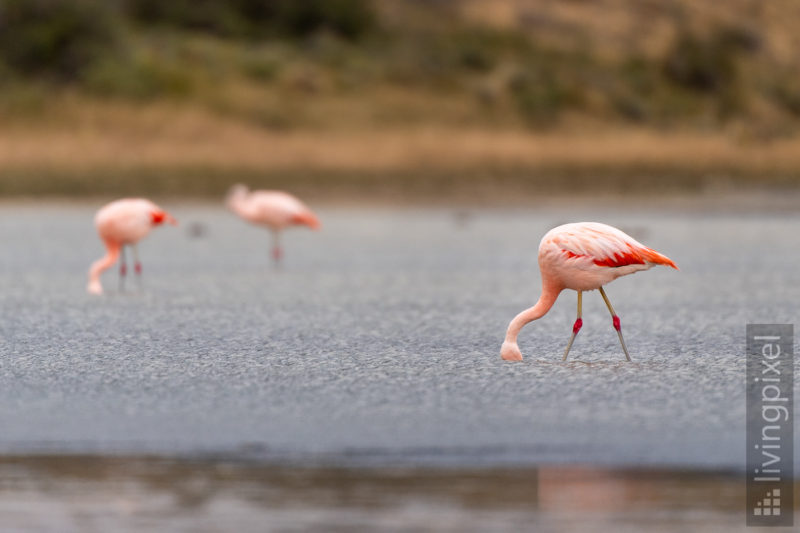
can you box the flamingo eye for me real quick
[151,211,165,225]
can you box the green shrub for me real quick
[508,68,582,126]
[661,26,755,120]
[772,82,800,117]
[661,27,754,93]
[0,0,119,80]
[273,0,374,40]
[125,0,248,38]
[124,0,375,40]
[506,46,586,127]
[83,53,195,100]
[241,55,281,82]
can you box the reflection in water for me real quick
[0,456,789,532]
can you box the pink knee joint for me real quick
[573,318,583,334]
[135,263,142,274]
[613,315,621,331]
[120,264,127,276]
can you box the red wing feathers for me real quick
[591,245,647,268]
[556,227,677,270]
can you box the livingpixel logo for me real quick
[746,324,794,527]
[752,488,782,517]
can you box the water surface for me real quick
[0,204,797,470]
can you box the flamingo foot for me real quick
[501,341,523,362]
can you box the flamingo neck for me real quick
[227,190,256,220]
[504,280,561,344]
[88,241,121,288]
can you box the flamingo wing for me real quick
[550,223,677,269]
[249,191,321,229]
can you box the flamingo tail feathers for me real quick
[640,247,678,270]
[291,211,321,229]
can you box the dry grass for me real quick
[1,98,799,200]
[5,124,800,176]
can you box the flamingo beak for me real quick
[151,211,178,226]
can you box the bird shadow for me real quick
[529,359,655,370]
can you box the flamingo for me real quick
[226,184,321,265]
[500,222,677,362]
[87,199,177,295]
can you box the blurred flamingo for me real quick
[87,199,177,295]
[226,184,321,265]
[500,222,677,362]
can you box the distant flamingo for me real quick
[87,199,177,295]
[500,222,677,362]
[226,184,321,265]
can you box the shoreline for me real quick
[2,188,799,213]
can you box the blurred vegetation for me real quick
[0,0,797,134]
[0,0,119,80]
[1,0,800,201]
[125,0,374,41]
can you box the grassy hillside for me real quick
[1,0,799,198]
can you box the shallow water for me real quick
[0,204,798,470]
[1,456,785,533]
[2,202,800,530]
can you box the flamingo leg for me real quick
[562,291,583,361]
[271,230,283,267]
[598,286,631,362]
[132,244,142,289]
[118,246,128,292]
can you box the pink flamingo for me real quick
[87,199,177,295]
[500,222,677,362]
[226,184,321,264]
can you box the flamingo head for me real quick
[226,184,249,210]
[87,279,103,295]
[500,341,523,362]
[151,210,178,226]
